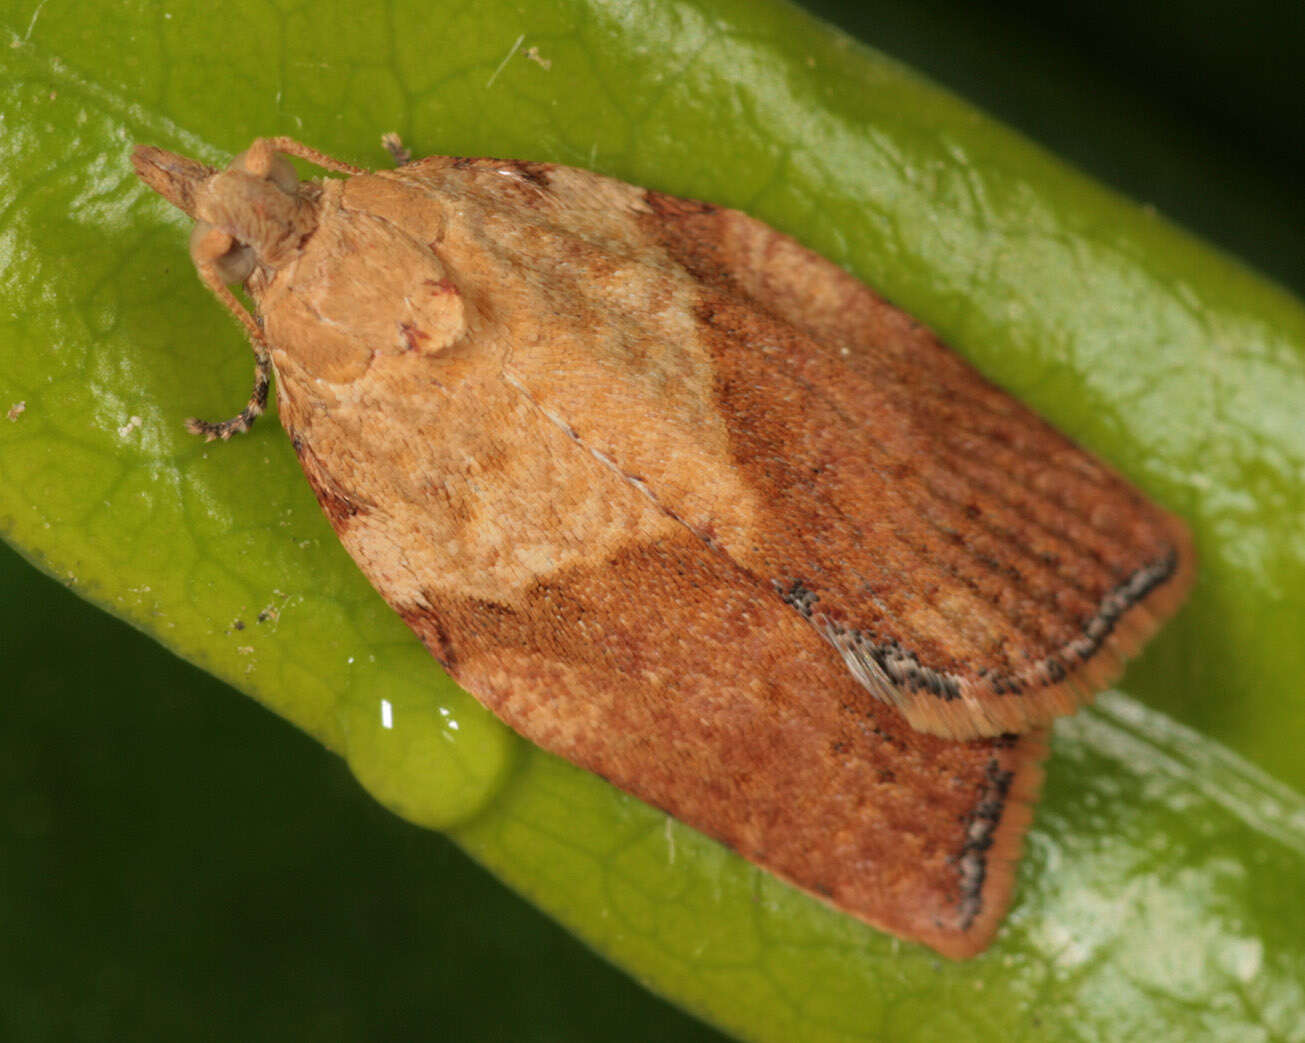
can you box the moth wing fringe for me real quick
[880,530,1195,739]
[937,726,1048,958]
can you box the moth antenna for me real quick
[253,136,367,176]
[186,252,272,441]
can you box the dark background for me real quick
[3,1,1302,1040]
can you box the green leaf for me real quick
[3,0,1304,1040]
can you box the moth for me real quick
[133,136,1194,958]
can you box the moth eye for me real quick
[231,147,300,196]
[189,220,257,284]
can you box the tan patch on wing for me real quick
[272,327,685,612]
[355,159,772,557]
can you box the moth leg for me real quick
[251,136,367,176]
[185,224,272,441]
[381,132,413,167]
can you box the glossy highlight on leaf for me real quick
[2,0,1305,1040]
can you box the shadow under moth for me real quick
[132,136,1194,959]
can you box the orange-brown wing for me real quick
[614,194,1195,740]
[396,513,1046,960]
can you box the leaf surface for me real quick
[2,0,1304,1039]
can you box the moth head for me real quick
[133,140,317,283]
[133,137,369,440]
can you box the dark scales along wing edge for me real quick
[637,191,1195,740]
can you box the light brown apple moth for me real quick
[132,137,1194,958]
